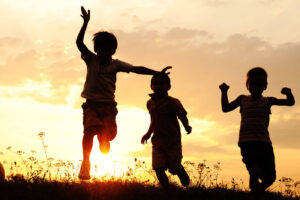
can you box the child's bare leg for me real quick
[176,166,190,187]
[79,130,95,180]
[82,133,94,161]
[155,169,169,189]
[97,133,110,155]
[249,166,263,194]
[249,174,260,192]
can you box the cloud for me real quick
[269,106,300,149]
[163,27,214,42]
[259,0,281,6]
[0,37,22,47]
[1,27,299,117]
[204,0,227,7]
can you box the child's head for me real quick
[93,31,117,56]
[246,67,268,97]
[151,73,171,95]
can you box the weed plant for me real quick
[0,132,299,199]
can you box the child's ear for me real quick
[246,82,249,90]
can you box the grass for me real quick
[1,179,300,200]
[0,132,300,200]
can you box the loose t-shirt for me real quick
[80,52,133,103]
[147,95,187,148]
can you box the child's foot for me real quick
[78,160,91,180]
[99,139,110,154]
[177,168,190,187]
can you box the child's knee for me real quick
[168,164,184,175]
[84,126,102,135]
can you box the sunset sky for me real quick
[0,0,299,182]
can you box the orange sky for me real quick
[0,0,300,182]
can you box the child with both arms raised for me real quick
[76,6,170,180]
[219,67,295,196]
[141,73,192,188]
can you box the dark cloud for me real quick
[163,27,214,41]
[269,107,300,149]
[0,50,40,86]
[0,37,22,47]
[0,45,84,105]
[0,28,299,114]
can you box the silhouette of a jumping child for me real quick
[219,67,295,196]
[141,73,192,188]
[77,6,171,180]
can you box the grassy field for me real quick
[1,179,300,200]
[1,133,299,200]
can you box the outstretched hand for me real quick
[161,66,172,75]
[80,6,90,23]
[219,83,229,92]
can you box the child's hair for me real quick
[246,67,268,89]
[151,73,171,90]
[93,31,118,54]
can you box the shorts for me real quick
[82,100,118,141]
[239,141,276,180]
[152,142,183,174]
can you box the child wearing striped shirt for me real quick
[219,67,295,197]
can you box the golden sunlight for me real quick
[89,150,120,177]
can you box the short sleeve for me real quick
[171,98,187,117]
[115,59,133,73]
[80,46,95,66]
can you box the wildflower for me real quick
[17,150,24,155]
[28,157,36,161]
[6,146,11,150]
[294,181,300,187]
[38,132,45,138]
[31,150,37,154]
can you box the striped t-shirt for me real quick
[239,95,272,144]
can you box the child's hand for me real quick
[141,134,151,144]
[281,87,292,95]
[80,6,90,23]
[185,125,192,134]
[161,66,172,75]
[219,83,229,92]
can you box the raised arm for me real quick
[131,66,172,75]
[269,87,295,106]
[76,6,91,54]
[219,83,242,112]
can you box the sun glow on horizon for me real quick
[89,150,121,177]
